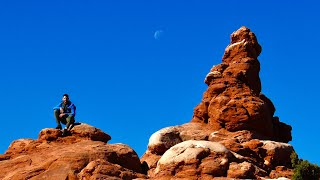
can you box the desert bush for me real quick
[291,152,320,180]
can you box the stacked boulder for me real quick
[141,26,294,179]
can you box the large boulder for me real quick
[141,122,213,176]
[0,123,146,180]
[154,140,232,179]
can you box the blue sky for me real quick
[1,1,319,165]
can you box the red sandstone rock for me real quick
[78,159,146,180]
[269,166,293,179]
[0,123,146,179]
[142,26,295,179]
[227,161,255,179]
[261,140,294,168]
[192,26,291,143]
[1,26,296,180]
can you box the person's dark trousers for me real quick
[54,109,75,130]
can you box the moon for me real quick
[154,30,164,40]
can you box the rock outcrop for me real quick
[141,26,294,179]
[194,26,291,143]
[0,26,295,180]
[0,123,147,180]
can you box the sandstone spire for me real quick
[141,27,295,179]
[192,26,291,143]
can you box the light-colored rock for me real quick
[148,126,182,154]
[261,140,294,168]
[262,178,290,180]
[154,140,231,178]
[158,140,229,166]
[147,123,212,156]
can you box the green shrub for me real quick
[291,152,320,180]
[291,151,300,168]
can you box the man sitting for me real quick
[53,94,76,136]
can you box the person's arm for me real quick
[65,104,76,116]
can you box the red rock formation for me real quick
[141,26,294,179]
[0,124,147,180]
[0,26,295,180]
[192,26,291,143]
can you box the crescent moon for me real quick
[154,30,164,40]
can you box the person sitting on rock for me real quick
[53,94,76,136]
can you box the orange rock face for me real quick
[192,26,291,143]
[142,27,294,179]
[0,124,147,180]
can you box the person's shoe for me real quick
[56,124,62,130]
[67,123,74,131]
[62,129,68,137]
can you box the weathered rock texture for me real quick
[141,26,294,179]
[193,26,291,143]
[0,123,147,180]
[0,26,295,180]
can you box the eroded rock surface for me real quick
[142,27,294,179]
[193,26,291,143]
[0,123,146,180]
[0,26,295,180]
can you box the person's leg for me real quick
[65,115,75,131]
[54,109,62,129]
[61,115,74,136]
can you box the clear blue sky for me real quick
[1,1,319,165]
